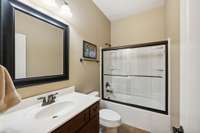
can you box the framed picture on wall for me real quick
[83,41,97,59]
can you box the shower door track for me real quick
[104,74,163,78]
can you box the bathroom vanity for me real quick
[0,87,100,133]
[52,102,99,133]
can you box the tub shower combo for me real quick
[102,41,168,114]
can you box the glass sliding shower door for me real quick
[102,41,168,114]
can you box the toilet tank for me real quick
[88,91,99,97]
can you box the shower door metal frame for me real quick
[101,40,168,115]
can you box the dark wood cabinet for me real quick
[52,102,99,133]
[78,116,99,133]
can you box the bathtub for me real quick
[104,92,165,111]
[100,94,171,133]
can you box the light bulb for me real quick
[60,4,72,17]
[61,5,70,12]
[42,0,57,8]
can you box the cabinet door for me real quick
[90,102,99,119]
[78,116,99,133]
[52,109,90,133]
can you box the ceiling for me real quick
[93,0,165,21]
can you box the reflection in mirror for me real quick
[15,10,64,79]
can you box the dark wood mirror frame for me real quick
[0,0,69,87]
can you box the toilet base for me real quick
[104,127,118,133]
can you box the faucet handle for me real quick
[37,96,46,101]
[49,93,58,98]
[37,97,47,106]
[48,93,58,103]
[54,92,58,96]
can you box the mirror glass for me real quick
[15,10,64,79]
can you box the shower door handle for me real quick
[173,126,184,133]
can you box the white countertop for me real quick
[0,86,100,133]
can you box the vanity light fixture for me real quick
[40,0,72,17]
[40,0,57,8]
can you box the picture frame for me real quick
[83,41,97,59]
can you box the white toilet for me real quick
[88,91,121,133]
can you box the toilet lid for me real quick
[100,109,121,122]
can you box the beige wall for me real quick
[15,10,63,77]
[165,0,180,127]
[15,2,180,129]
[16,0,110,98]
[111,6,166,46]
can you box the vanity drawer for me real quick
[52,109,90,133]
[90,102,99,119]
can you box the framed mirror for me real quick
[1,0,69,87]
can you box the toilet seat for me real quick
[100,109,121,128]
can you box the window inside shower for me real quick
[102,41,168,114]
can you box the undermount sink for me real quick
[35,101,75,119]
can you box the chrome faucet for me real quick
[47,93,58,104]
[106,89,113,93]
[106,82,113,93]
[37,93,58,106]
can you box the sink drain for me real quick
[52,115,58,119]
